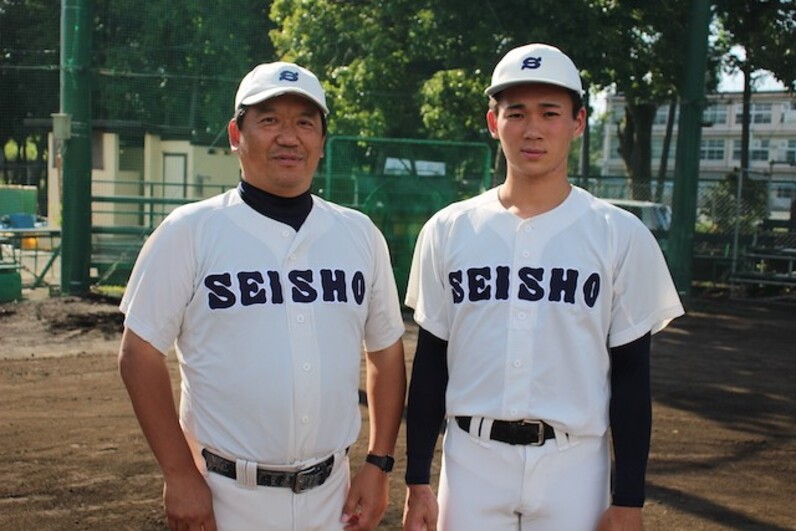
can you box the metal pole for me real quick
[731,168,744,276]
[60,0,93,295]
[667,0,711,303]
[579,91,590,190]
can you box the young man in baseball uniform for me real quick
[119,61,406,531]
[402,43,684,531]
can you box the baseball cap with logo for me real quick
[234,61,329,115]
[485,43,583,97]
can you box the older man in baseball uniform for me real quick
[119,61,406,531]
[402,43,684,531]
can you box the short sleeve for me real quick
[120,214,198,354]
[608,223,684,348]
[405,217,450,341]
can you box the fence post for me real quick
[60,0,92,295]
[668,0,711,303]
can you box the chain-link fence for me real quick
[317,136,492,302]
[584,174,796,292]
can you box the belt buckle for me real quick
[292,467,317,493]
[522,420,545,445]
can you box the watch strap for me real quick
[365,453,394,473]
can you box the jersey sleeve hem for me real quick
[122,313,173,355]
[411,310,449,342]
[364,325,405,354]
[608,303,685,348]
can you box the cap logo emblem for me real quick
[279,70,300,82]
[521,57,542,70]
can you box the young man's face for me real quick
[228,94,325,197]
[487,83,585,183]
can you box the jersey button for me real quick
[524,225,532,233]
[296,315,305,323]
[510,408,518,416]
[281,230,290,238]
[522,251,530,258]
[513,359,522,368]
[301,416,310,424]
[517,311,526,320]
[302,362,312,372]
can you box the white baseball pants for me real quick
[205,451,350,531]
[438,418,611,531]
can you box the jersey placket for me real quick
[282,228,322,462]
[504,219,541,419]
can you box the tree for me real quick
[0,0,59,184]
[714,0,796,181]
[92,0,274,140]
[701,170,767,234]
[589,0,725,200]
[0,1,276,162]
[269,0,605,141]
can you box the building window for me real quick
[735,102,772,124]
[786,139,796,163]
[702,103,727,125]
[783,102,796,123]
[732,139,770,161]
[700,139,725,161]
[775,185,794,199]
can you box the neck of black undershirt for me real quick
[237,180,313,231]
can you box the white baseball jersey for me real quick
[405,185,684,437]
[121,189,404,466]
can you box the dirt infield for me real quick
[0,293,794,530]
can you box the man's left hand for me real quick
[341,462,389,530]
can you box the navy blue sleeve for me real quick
[404,327,448,485]
[609,332,652,507]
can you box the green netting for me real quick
[315,136,493,302]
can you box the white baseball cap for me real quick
[234,61,329,115]
[485,43,583,97]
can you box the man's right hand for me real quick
[163,470,217,531]
[403,484,438,531]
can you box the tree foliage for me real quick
[92,1,274,140]
[715,0,796,91]
[701,171,768,234]
[3,1,794,192]
[0,0,59,171]
[588,0,725,199]
[714,0,796,177]
[269,0,602,140]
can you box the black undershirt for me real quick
[405,327,652,508]
[237,180,312,231]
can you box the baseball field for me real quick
[0,292,794,530]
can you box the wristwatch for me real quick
[365,453,395,473]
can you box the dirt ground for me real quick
[0,291,794,530]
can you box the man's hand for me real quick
[402,484,438,531]
[596,505,643,531]
[341,463,389,530]
[163,469,217,531]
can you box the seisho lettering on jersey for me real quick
[204,268,366,309]
[449,265,600,307]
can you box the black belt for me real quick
[456,416,556,446]
[201,449,334,493]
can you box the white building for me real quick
[600,91,796,216]
[46,126,240,231]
